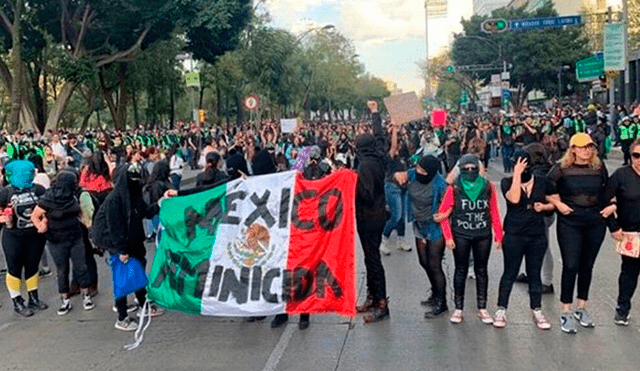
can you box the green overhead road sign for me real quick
[459,92,468,104]
[576,54,604,82]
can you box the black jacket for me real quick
[355,112,388,229]
[91,165,158,255]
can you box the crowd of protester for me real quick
[0,99,640,334]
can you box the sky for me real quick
[264,0,475,95]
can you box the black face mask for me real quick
[521,170,532,183]
[416,172,434,184]
[460,169,479,182]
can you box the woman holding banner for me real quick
[604,141,640,326]
[354,100,390,323]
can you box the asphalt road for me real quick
[0,157,639,371]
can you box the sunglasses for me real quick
[572,144,595,149]
[632,153,640,159]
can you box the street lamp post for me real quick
[455,35,503,71]
[297,25,335,119]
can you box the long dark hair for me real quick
[88,151,110,180]
[29,155,45,174]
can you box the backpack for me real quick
[90,200,112,252]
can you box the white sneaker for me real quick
[112,303,139,313]
[57,299,72,316]
[379,237,391,256]
[115,317,138,331]
[83,295,95,311]
[396,239,412,252]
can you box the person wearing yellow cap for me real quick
[546,133,611,334]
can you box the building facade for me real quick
[473,0,512,16]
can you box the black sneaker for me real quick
[516,273,528,283]
[13,297,34,317]
[299,314,310,330]
[271,314,289,328]
[614,312,630,326]
[541,284,554,294]
[39,267,52,277]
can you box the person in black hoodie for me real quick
[31,170,95,316]
[354,100,389,323]
[91,164,167,331]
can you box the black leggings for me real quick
[497,234,547,310]
[556,219,606,304]
[452,235,492,310]
[416,238,446,300]
[617,255,640,315]
[358,224,387,301]
[2,229,46,282]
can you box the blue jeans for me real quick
[383,182,406,238]
[502,145,514,172]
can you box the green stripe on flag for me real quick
[148,183,227,314]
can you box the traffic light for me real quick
[599,75,608,89]
[199,109,206,123]
[481,18,508,33]
[447,65,455,73]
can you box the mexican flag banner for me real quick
[147,169,357,317]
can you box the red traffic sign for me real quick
[244,95,260,111]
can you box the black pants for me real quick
[2,229,45,281]
[416,238,445,301]
[452,235,492,310]
[49,234,90,294]
[115,253,147,321]
[497,234,547,310]
[621,140,632,164]
[72,226,98,287]
[557,219,606,304]
[358,223,387,301]
[617,255,640,315]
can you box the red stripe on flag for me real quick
[285,169,357,317]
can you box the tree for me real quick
[304,30,363,122]
[451,2,590,108]
[418,50,482,108]
[0,0,252,132]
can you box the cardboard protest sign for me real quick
[383,92,424,125]
[431,110,447,127]
[280,119,297,134]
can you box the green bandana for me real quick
[460,176,485,202]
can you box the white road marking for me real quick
[261,323,296,371]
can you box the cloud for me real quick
[340,0,428,45]
[265,0,336,26]
[340,0,474,47]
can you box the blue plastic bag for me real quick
[110,255,148,300]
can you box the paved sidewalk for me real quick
[0,158,639,371]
